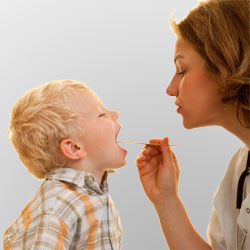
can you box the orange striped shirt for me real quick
[2,168,123,249]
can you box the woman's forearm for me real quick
[154,196,212,250]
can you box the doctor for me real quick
[136,0,250,249]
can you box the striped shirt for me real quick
[3,168,123,250]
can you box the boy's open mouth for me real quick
[115,128,127,154]
[115,127,121,142]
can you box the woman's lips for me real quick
[177,106,182,113]
[175,101,182,114]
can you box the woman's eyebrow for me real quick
[174,54,184,64]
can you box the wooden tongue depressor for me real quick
[117,141,177,147]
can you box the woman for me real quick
[136,0,250,249]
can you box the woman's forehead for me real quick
[174,38,203,65]
[174,38,191,56]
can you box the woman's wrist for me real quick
[153,193,181,211]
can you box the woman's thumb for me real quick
[161,137,172,163]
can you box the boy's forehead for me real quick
[88,91,104,109]
[67,90,103,115]
[90,91,103,104]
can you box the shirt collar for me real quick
[46,168,111,195]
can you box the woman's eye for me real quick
[98,113,106,118]
[177,71,185,77]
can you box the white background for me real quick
[0,0,243,249]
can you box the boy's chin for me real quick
[120,160,126,167]
[112,159,127,169]
[117,160,127,168]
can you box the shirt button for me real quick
[88,176,94,182]
[246,208,250,214]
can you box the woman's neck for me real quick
[226,125,250,149]
[220,109,250,149]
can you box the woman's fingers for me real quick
[142,140,162,156]
[149,138,162,144]
[143,146,161,156]
[138,137,176,169]
[137,149,162,164]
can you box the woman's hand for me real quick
[136,137,180,206]
[136,137,211,249]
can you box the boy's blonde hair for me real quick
[9,79,89,179]
[170,0,250,128]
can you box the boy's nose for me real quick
[111,110,119,120]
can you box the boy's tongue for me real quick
[115,130,127,153]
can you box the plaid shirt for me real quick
[3,168,123,250]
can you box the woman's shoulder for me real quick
[212,146,248,203]
[230,145,248,160]
[228,146,249,175]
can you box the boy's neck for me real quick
[66,160,106,185]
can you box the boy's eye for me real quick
[98,113,106,118]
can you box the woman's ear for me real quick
[60,138,86,160]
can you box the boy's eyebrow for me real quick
[92,103,104,112]
[97,103,105,109]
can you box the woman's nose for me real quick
[166,77,179,97]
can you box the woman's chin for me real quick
[183,120,193,129]
[182,118,199,129]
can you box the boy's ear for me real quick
[60,138,86,160]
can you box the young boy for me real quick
[3,79,127,249]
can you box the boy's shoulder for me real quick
[37,168,109,219]
[4,168,110,240]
